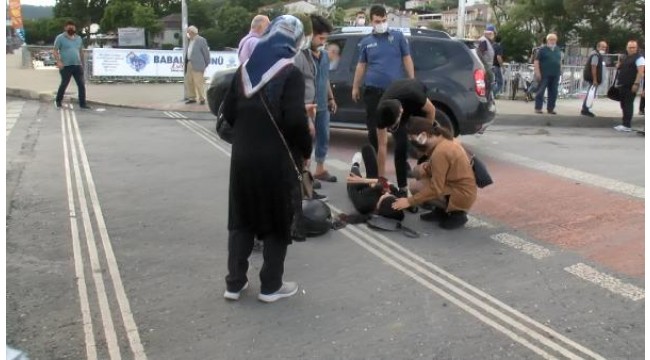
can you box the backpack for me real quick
[582,52,602,83]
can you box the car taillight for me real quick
[474,69,486,97]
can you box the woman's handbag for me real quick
[215,101,234,143]
[607,71,621,102]
[471,155,493,188]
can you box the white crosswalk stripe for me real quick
[6,100,25,137]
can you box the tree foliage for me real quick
[202,4,250,49]
[100,0,161,34]
[23,17,69,44]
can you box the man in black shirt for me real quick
[375,79,437,195]
[492,35,504,97]
[615,40,645,132]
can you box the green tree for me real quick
[497,21,536,63]
[203,3,251,49]
[24,17,69,45]
[101,0,161,34]
[188,0,217,31]
[328,7,347,27]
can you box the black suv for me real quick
[208,28,495,135]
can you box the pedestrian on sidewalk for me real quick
[221,15,312,303]
[534,33,562,115]
[492,34,504,97]
[351,4,415,191]
[614,40,645,132]
[307,14,338,183]
[53,20,89,109]
[581,40,608,117]
[237,15,270,64]
[478,25,496,99]
[184,26,210,105]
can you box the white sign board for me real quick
[91,48,240,78]
[118,27,146,47]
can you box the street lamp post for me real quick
[181,0,188,100]
[456,0,466,38]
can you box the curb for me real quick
[7,87,643,128]
[494,114,644,128]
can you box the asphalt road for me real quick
[6,98,645,360]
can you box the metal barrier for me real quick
[499,63,617,100]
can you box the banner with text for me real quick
[92,48,240,78]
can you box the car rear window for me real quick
[410,39,450,71]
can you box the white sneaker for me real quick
[351,152,364,168]
[614,125,633,132]
[224,282,248,301]
[258,282,299,303]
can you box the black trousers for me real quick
[619,85,636,128]
[363,87,410,189]
[347,145,381,214]
[56,65,86,106]
[226,229,288,294]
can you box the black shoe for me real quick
[55,102,62,109]
[200,100,206,105]
[547,109,557,115]
[80,105,92,110]
[312,191,328,201]
[581,109,595,117]
[420,207,446,222]
[185,99,197,104]
[439,211,468,230]
[312,179,322,190]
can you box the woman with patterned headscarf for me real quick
[222,15,313,303]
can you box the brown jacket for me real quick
[408,139,477,211]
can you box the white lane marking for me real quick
[6,101,25,137]
[476,149,644,199]
[64,108,122,360]
[70,109,148,360]
[343,223,592,360]
[565,263,645,301]
[60,108,98,360]
[181,120,606,360]
[177,120,231,157]
[491,233,553,259]
[339,227,560,359]
[329,205,606,360]
[466,215,495,229]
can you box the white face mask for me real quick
[598,50,606,55]
[374,22,388,34]
[416,133,428,145]
[356,18,366,26]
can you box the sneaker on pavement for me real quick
[55,102,62,109]
[312,191,328,201]
[351,152,363,168]
[258,282,299,303]
[224,282,249,301]
[614,125,633,132]
[534,109,543,114]
[581,110,595,117]
[312,179,322,190]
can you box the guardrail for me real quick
[500,63,617,100]
[21,46,621,94]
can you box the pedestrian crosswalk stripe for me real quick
[565,263,644,301]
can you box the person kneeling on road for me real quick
[392,117,477,230]
[343,145,405,223]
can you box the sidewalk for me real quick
[5,51,645,128]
